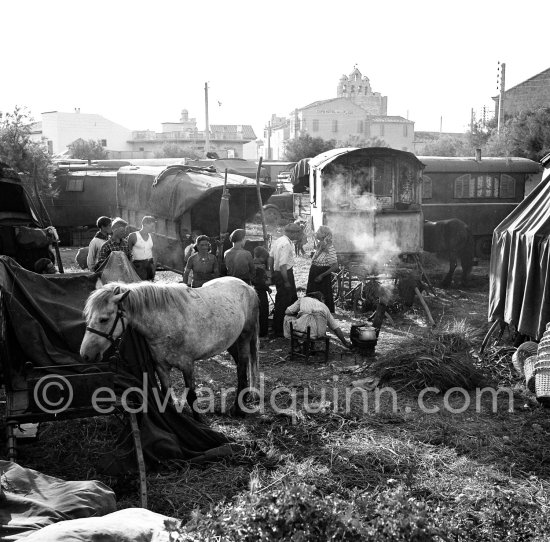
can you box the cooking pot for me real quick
[350,324,377,341]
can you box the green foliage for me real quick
[499,107,550,161]
[341,135,389,149]
[67,138,109,160]
[154,144,201,159]
[284,134,336,161]
[184,483,444,541]
[419,135,472,157]
[0,106,55,198]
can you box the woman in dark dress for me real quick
[182,235,219,287]
[306,226,339,313]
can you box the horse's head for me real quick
[80,284,130,363]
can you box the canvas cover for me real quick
[0,256,237,472]
[0,461,116,541]
[117,165,273,222]
[488,166,550,339]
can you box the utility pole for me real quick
[470,108,474,132]
[267,121,272,160]
[439,115,443,135]
[497,62,506,134]
[204,82,210,156]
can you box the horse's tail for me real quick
[460,227,475,278]
[248,297,260,390]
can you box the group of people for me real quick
[83,214,350,347]
[87,215,157,281]
[269,222,351,348]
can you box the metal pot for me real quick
[351,325,377,341]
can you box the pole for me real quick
[267,121,272,160]
[255,157,269,248]
[218,168,230,273]
[497,62,506,134]
[32,164,64,273]
[204,82,210,156]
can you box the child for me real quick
[252,246,271,337]
[294,219,308,257]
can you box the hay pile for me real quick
[370,320,486,391]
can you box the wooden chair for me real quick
[289,322,330,363]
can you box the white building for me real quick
[30,110,132,155]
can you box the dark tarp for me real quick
[0,256,237,471]
[488,167,550,339]
[117,165,273,223]
[290,158,310,193]
[0,461,116,541]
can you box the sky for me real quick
[2,0,548,140]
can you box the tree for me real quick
[340,135,389,148]
[498,107,550,161]
[67,138,109,160]
[0,106,55,198]
[283,134,336,161]
[418,134,473,156]
[154,144,201,159]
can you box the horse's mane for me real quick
[84,281,190,320]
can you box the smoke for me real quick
[320,164,400,270]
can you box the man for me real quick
[127,216,156,281]
[87,216,112,270]
[268,222,303,337]
[224,229,256,284]
[94,218,131,271]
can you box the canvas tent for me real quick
[488,153,550,339]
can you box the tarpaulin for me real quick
[0,461,116,541]
[0,256,236,470]
[488,167,550,339]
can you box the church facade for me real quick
[266,67,414,159]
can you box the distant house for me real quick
[125,109,257,159]
[30,110,132,156]
[493,67,550,117]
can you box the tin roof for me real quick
[309,147,423,170]
[419,156,541,174]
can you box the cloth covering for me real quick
[488,169,550,339]
[0,461,116,541]
[0,255,236,472]
[21,508,179,542]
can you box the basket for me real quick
[535,333,550,398]
[524,355,537,392]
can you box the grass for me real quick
[3,239,550,540]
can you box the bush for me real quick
[183,483,446,541]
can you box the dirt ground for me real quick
[4,227,550,539]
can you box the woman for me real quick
[284,292,351,348]
[182,235,219,287]
[306,226,338,313]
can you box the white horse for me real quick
[80,277,259,418]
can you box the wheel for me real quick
[263,206,281,224]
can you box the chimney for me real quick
[475,148,482,162]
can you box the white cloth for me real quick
[23,508,180,542]
[283,296,338,339]
[87,236,108,270]
[131,231,154,260]
[269,235,294,271]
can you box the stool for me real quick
[289,323,330,363]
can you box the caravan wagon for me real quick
[305,147,424,264]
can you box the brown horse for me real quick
[423,218,474,287]
[80,277,259,418]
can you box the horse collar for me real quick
[86,307,126,344]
